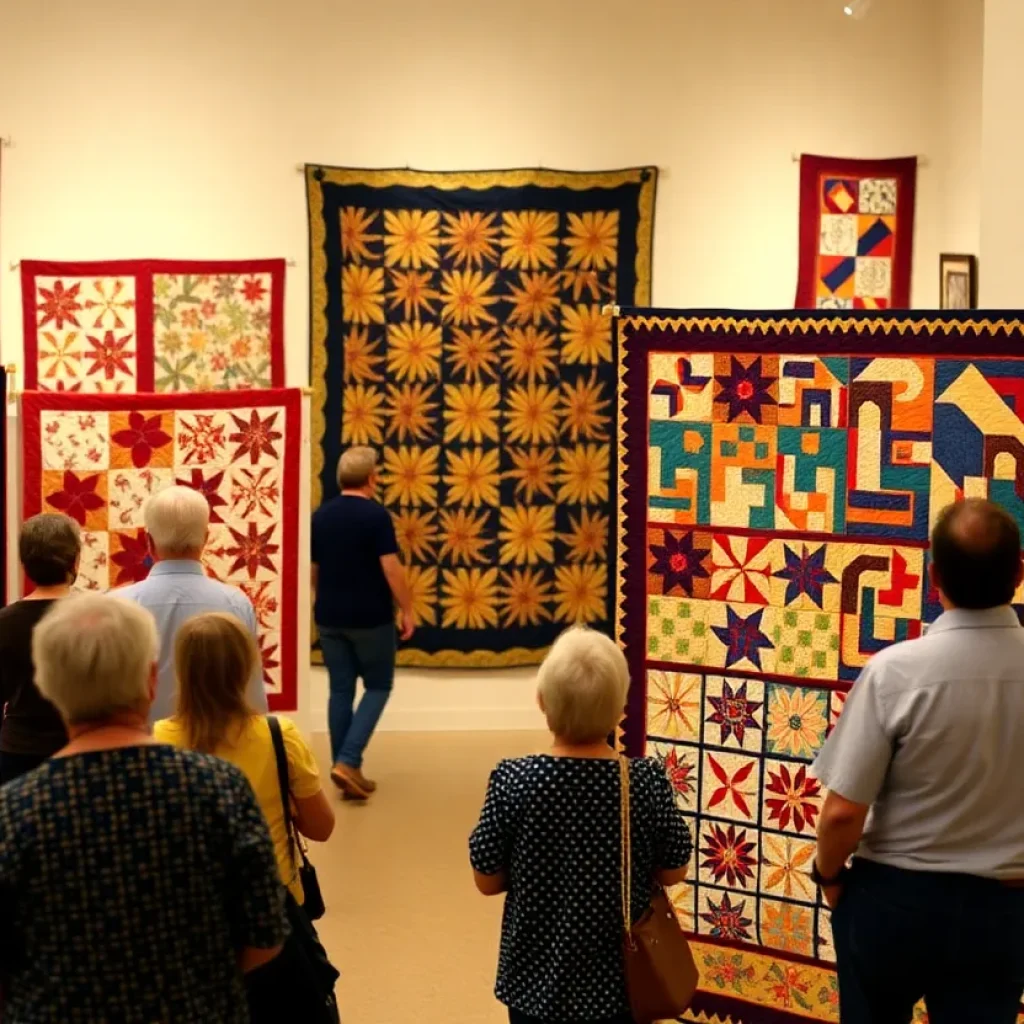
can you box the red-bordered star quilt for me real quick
[617,309,1024,1024]
[22,387,301,712]
[795,156,917,311]
[21,259,286,392]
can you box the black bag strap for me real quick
[267,715,298,870]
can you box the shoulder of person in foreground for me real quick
[174,748,289,961]
[487,755,548,788]
[469,759,525,896]
[471,755,548,827]
[812,653,897,809]
[0,599,28,624]
[0,762,51,840]
[171,747,281,861]
[0,601,29,657]
[112,577,146,600]
[197,574,258,624]
[170,744,246,782]
[630,755,693,883]
[224,576,257,610]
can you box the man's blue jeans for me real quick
[318,623,396,769]
[832,858,1024,1024]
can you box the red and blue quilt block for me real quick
[796,155,917,310]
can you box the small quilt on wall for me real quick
[795,155,916,310]
[21,259,286,392]
[307,165,656,667]
[616,309,1024,1024]
[21,388,301,711]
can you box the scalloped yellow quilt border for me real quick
[620,314,1024,336]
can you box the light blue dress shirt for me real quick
[118,560,267,723]
[813,605,1024,878]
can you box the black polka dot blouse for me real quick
[469,755,693,1021]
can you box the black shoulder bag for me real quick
[246,717,339,1024]
[268,715,326,920]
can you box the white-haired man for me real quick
[312,446,413,800]
[119,485,266,721]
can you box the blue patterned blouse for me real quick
[0,745,288,1022]
[470,756,693,1020]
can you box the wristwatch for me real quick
[811,861,849,887]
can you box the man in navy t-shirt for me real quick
[312,446,414,800]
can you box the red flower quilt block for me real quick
[23,389,301,712]
[22,260,285,394]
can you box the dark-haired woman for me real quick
[0,513,81,783]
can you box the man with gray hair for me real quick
[312,445,413,800]
[118,485,266,721]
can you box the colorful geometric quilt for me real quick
[616,311,1024,1024]
[795,156,917,310]
[21,388,301,712]
[307,166,655,667]
[21,260,286,392]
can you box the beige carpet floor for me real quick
[309,730,549,1024]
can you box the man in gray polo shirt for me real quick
[813,498,1024,1024]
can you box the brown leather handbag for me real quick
[619,756,699,1024]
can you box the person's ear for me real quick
[1015,555,1024,592]
[146,533,158,558]
[929,560,952,609]
[537,691,546,714]
[147,663,158,704]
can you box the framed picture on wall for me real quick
[940,253,978,309]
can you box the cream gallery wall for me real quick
[0,0,984,731]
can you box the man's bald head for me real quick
[930,499,1023,610]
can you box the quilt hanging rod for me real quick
[790,152,929,167]
[295,163,671,177]
[8,260,298,270]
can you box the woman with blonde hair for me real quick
[154,612,339,1020]
[154,612,335,902]
[470,627,693,1024]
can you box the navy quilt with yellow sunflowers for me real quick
[307,166,656,667]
